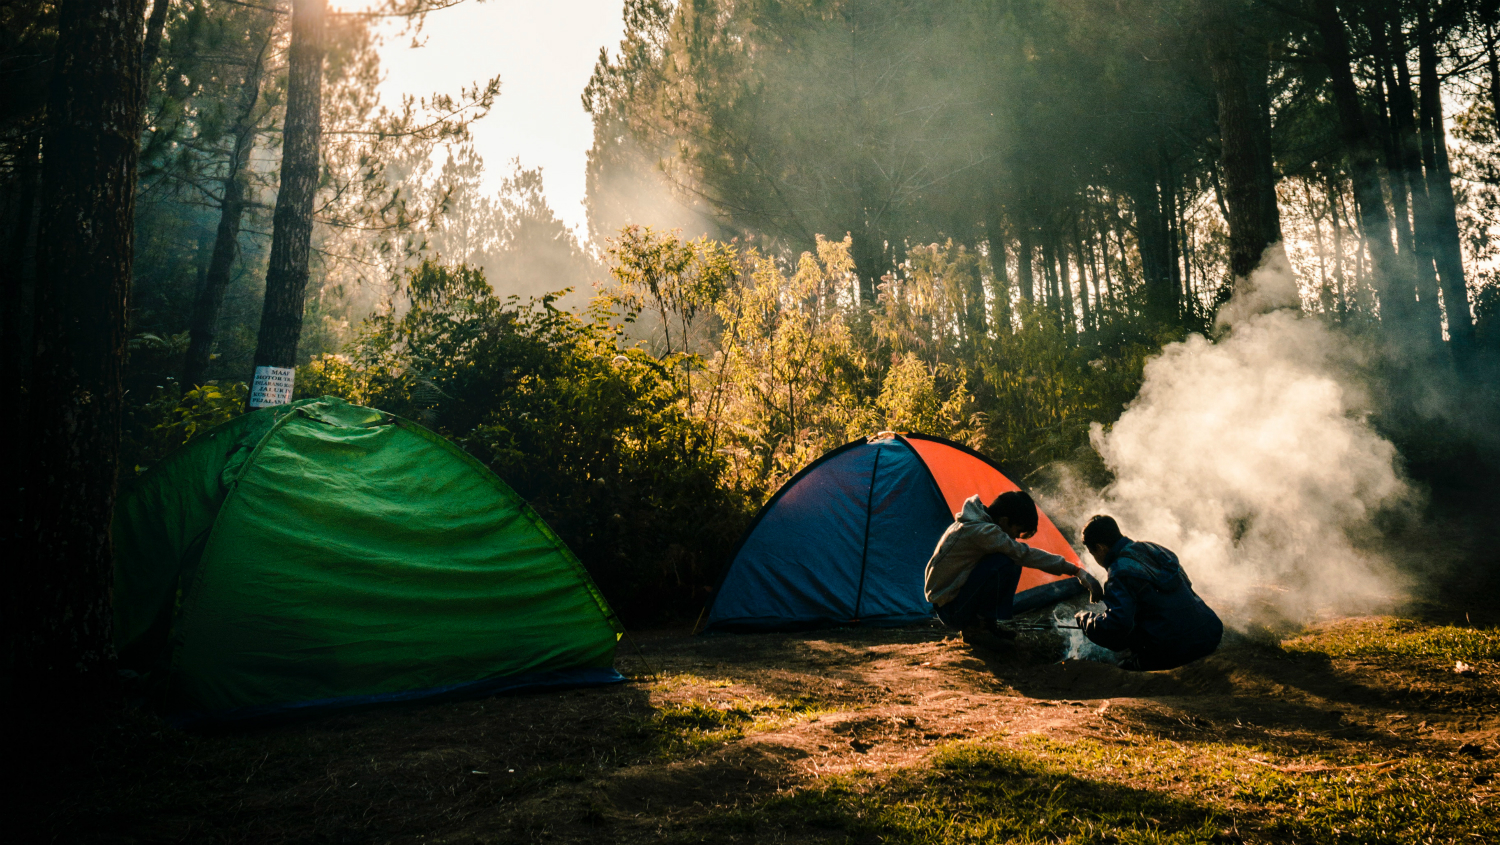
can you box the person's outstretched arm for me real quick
[1076,577,1137,650]
[979,527,1103,601]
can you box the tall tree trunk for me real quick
[1489,26,1498,132]
[1330,177,1349,317]
[1208,31,1283,282]
[1101,210,1118,305]
[184,176,247,388]
[1417,2,1474,350]
[1,131,42,579]
[14,0,146,692]
[141,0,171,102]
[1387,20,1444,342]
[1072,214,1092,334]
[1313,0,1415,332]
[1163,167,1184,317]
[1132,177,1174,321]
[1050,231,1062,318]
[183,30,270,389]
[1058,229,1076,335]
[2,131,40,395]
[850,226,885,306]
[250,0,326,407]
[984,202,1011,333]
[965,244,987,342]
[1016,221,1035,303]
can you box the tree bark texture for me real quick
[251,0,326,377]
[14,0,146,688]
[1417,3,1473,348]
[1208,32,1282,281]
[1314,0,1414,330]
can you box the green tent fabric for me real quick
[114,397,623,724]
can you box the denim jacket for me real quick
[1078,537,1222,670]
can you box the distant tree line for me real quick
[584,0,1500,351]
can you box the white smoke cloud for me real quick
[1050,248,1414,629]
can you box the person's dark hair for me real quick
[986,490,1038,535]
[1082,515,1122,548]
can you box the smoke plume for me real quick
[1050,249,1414,629]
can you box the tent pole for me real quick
[851,445,883,622]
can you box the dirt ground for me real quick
[19,485,1500,844]
[19,596,1500,845]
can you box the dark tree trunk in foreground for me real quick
[1209,30,1282,282]
[250,0,326,406]
[1417,3,1473,350]
[184,31,270,389]
[12,0,146,690]
[1,131,40,396]
[1,132,41,575]
[1314,0,1414,331]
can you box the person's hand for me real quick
[1074,610,1095,629]
[1075,568,1104,603]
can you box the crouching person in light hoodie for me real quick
[924,491,1104,651]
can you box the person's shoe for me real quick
[961,624,1010,652]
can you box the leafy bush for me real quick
[300,260,747,623]
[120,380,249,474]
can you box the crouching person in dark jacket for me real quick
[1074,515,1223,671]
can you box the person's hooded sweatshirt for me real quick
[923,495,1080,606]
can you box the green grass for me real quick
[626,684,829,759]
[1282,617,1500,663]
[705,732,1496,845]
[729,740,1225,844]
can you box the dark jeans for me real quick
[935,553,1022,629]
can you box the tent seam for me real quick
[167,403,304,703]
[699,438,869,631]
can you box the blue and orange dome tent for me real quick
[701,432,1082,632]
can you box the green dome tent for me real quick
[113,397,623,725]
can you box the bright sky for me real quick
[337,0,626,238]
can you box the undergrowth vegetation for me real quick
[122,231,1158,623]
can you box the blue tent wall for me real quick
[703,438,952,631]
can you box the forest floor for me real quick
[20,486,1500,844]
[22,599,1500,845]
